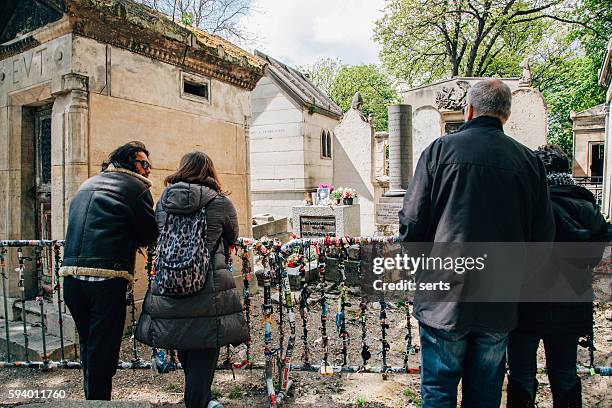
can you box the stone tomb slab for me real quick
[376,196,404,225]
[292,205,361,238]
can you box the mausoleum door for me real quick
[34,104,53,297]
[590,142,604,182]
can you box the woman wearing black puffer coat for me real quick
[507,145,608,408]
[136,151,248,408]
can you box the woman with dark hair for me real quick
[136,151,247,408]
[507,144,607,407]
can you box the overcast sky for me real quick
[239,0,386,67]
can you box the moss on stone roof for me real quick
[77,0,264,71]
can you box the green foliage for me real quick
[181,11,194,26]
[531,0,611,155]
[403,387,422,406]
[356,395,369,407]
[538,57,604,155]
[328,65,400,131]
[300,60,399,131]
[299,58,345,95]
[374,0,554,86]
[373,0,611,155]
[211,386,222,399]
[227,385,243,399]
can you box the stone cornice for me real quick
[68,1,264,90]
[0,0,265,91]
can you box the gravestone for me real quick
[333,92,381,236]
[300,216,337,238]
[412,106,442,172]
[375,104,413,234]
[402,75,548,158]
[504,87,548,149]
[291,204,360,238]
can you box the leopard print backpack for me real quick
[154,206,212,296]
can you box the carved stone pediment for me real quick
[435,80,471,111]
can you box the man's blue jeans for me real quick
[419,323,509,408]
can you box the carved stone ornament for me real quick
[519,58,532,87]
[351,91,363,110]
[435,80,471,111]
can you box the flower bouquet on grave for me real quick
[331,188,343,205]
[343,188,357,205]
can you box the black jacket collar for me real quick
[457,115,504,132]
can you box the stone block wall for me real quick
[1,32,254,308]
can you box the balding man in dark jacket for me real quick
[399,79,555,407]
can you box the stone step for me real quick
[13,298,49,324]
[0,318,77,362]
[11,298,78,343]
[254,260,318,289]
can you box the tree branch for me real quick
[514,14,607,38]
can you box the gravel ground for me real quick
[0,285,609,407]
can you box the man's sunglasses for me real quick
[135,160,151,170]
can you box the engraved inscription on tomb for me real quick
[376,201,403,225]
[300,216,336,237]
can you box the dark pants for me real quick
[63,276,127,400]
[178,348,221,408]
[419,323,508,408]
[508,332,580,401]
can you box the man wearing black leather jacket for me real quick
[60,141,159,400]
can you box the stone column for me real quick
[50,73,89,239]
[386,104,412,197]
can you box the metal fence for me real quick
[0,237,610,407]
[574,177,603,207]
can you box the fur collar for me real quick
[105,164,152,187]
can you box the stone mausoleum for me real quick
[570,104,607,204]
[375,69,549,232]
[250,51,342,219]
[0,0,264,347]
[402,74,548,175]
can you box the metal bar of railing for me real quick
[52,243,66,362]
[35,246,48,364]
[0,247,10,362]
[16,247,29,362]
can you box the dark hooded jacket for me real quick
[516,184,607,336]
[135,182,248,349]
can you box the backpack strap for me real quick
[202,193,223,272]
